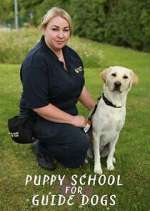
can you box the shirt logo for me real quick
[74,66,83,73]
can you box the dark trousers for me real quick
[34,121,89,168]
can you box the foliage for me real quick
[0,28,40,64]
[1,0,150,51]
[70,0,106,42]
[19,0,71,26]
[0,0,13,25]
[104,0,150,51]
[70,0,150,52]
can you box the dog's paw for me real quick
[107,163,115,171]
[94,165,103,175]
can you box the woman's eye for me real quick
[51,28,69,33]
[112,73,116,77]
[64,29,70,32]
[51,28,58,31]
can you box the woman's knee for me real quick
[73,133,89,153]
[57,131,89,168]
[37,127,90,168]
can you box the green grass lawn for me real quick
[0,37,150,211]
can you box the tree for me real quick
[0,0,13,25]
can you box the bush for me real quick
[70,36,104,68]
[0,27,40,64]
[70,0,106,42]
[2,0,150,52]
[69,0,150,52]
[104,0,150,51]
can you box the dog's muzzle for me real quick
[113,81,121,91]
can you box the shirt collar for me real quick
[40,35,58,59]
[40,35,69,61]
[40,35,71,71]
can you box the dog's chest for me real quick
[92,100,126,133]
[107,109,124,131]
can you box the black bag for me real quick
[8,115,36,144]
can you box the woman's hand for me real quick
[71,115,87,128]
[34,103,88,127]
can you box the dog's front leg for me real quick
[93,132,102,174]
[107,135,119,171]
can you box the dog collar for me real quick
[87,93,122,123]
[102,93,122,108]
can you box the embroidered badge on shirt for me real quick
[74,66,83,73]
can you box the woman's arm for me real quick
[33,103,87,128]
[79,86,96,110]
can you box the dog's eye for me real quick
[123,75,128,79]
[111,73,116,77]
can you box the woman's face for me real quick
[44,16,70,51]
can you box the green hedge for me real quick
[70,0,106,42]
[1,0,150,52]
[104,0,150,51]
[69,0,150,52]
[16,0,150,52]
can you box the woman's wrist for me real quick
[70,115,87,127]
[88,102,96,110]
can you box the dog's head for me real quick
[101,66,138,93]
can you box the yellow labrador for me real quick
[92,66,138,174]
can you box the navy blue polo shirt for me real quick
[20,36,85,117]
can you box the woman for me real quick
[20,7,96,170]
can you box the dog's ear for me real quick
[132,72,139,85]
[100,68,110,82]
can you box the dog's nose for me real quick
[114,81,121,87]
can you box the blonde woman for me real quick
[20,7,96,170]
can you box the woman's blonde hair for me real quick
[40,7,72,34]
